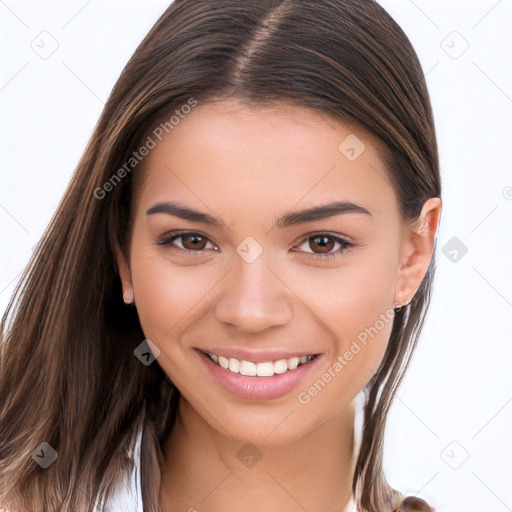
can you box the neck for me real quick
[159,399,358,512]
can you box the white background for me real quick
[1,1,511,510]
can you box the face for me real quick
[117,99,440,445]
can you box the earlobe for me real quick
[114,245,134,305]
[394,197,442,306]
[123,289,134,305]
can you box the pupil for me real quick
[312,236,333,253]
[184,234,205,250]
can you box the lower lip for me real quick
[197,350,322,400]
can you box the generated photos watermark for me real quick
[297,305,397,405]
[94,97,198,200]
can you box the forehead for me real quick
[134,100,398,222]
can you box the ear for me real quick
[114,244,134,305]
[394,197,442,307]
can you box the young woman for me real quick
[0,1,442,511]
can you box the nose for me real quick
[214,253,294,333]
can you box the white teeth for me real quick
[256,362,274,377]
[206,352,315,377]
[228,357,240,373]
[287,357,299,370]
[239,360,257,376]
[273,359,288,374]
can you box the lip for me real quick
[196,349,323,400]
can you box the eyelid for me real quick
[292,232,354,259]
[295,231,353,247]
[154,230,218,253]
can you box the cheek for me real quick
[295,274,395,416]
[129,250,214,342]
[285,245,398,338]
[288,250,398,405]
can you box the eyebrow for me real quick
[146,200,372,228]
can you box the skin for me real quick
[116,99,441,512]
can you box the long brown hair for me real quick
[0,1,440,510]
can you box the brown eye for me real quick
[294,233,353,260]
[181,233,207,250]
[309,235,335,254]
[155,231,218,253]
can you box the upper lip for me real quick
[197,347,320,362]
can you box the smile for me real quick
[204,351,317,377]
[197,347,323,400]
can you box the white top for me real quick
[92,420,360,512]
[93,419,144,512]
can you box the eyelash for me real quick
[154,230,354,261]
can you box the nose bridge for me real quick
[214,242,293,332]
